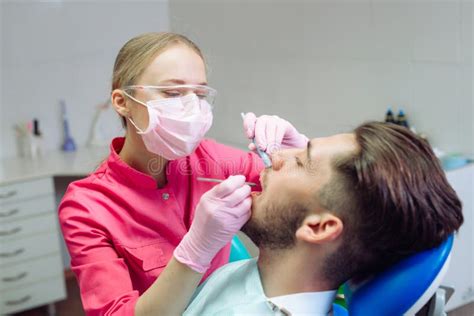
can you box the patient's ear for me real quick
[295,213,343,244]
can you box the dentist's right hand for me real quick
[174,175,252,273]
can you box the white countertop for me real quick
[0,146,109,185]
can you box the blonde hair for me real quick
[112,32,204,91]
[112,32,205,126]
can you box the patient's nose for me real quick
[271,152,285,171]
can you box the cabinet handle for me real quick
[0,248,25,258]
[0,227,22,237]
[0,190,17,199]
[0,209,19,218]
[2,272,28,282]
[5,295,31,306]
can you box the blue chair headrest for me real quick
[229,235,252,262]
[342,235,454,316]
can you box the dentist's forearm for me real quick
[134,257,202,316]
[135,175,252,316]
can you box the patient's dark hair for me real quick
[320,122,463,286]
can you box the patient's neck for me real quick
[257,247,337,298]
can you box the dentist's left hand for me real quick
[174,175,252,273]
[242,112,309,154]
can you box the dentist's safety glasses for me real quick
[123,85,217,107]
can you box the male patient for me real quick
[184,121,463,315]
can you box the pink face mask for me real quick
[124,92,213,160]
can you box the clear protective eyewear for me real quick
[123,84,217,106]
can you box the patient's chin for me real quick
[241,218,264,248]
[242,202,305,251]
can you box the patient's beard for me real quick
[241,202,308,250]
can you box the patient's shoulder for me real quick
[185,258,260,314]
[194,258,257,297]
[209,258,257,282]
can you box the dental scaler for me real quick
[240,113,272,168]
[197,177,257,187]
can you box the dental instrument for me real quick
[197,177,257,187]
[240,113,272,168]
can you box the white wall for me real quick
[170,0,473,156]
[0,1,4,159]
[0,0,170,159]
[1,1,471,158]
[445,165,474,310]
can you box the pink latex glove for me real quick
[174,175,252,273]
[242,112,309,154]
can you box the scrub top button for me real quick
[162,193,170,200]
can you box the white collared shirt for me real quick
[185,258,338,316]
[269,290,337,315]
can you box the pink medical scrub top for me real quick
[59,137,263,316]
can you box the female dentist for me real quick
[58,32,308,316]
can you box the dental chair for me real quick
[230,235,455,316]
[230,235,252,262]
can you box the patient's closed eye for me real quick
[295,157,304,167]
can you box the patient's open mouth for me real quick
[251,176,264,197]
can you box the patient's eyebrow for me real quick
[307,140,312,162]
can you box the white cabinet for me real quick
[0,277,65,315]
[0,147,108,314]
[0,177,66,315]
[444,164,474,311]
